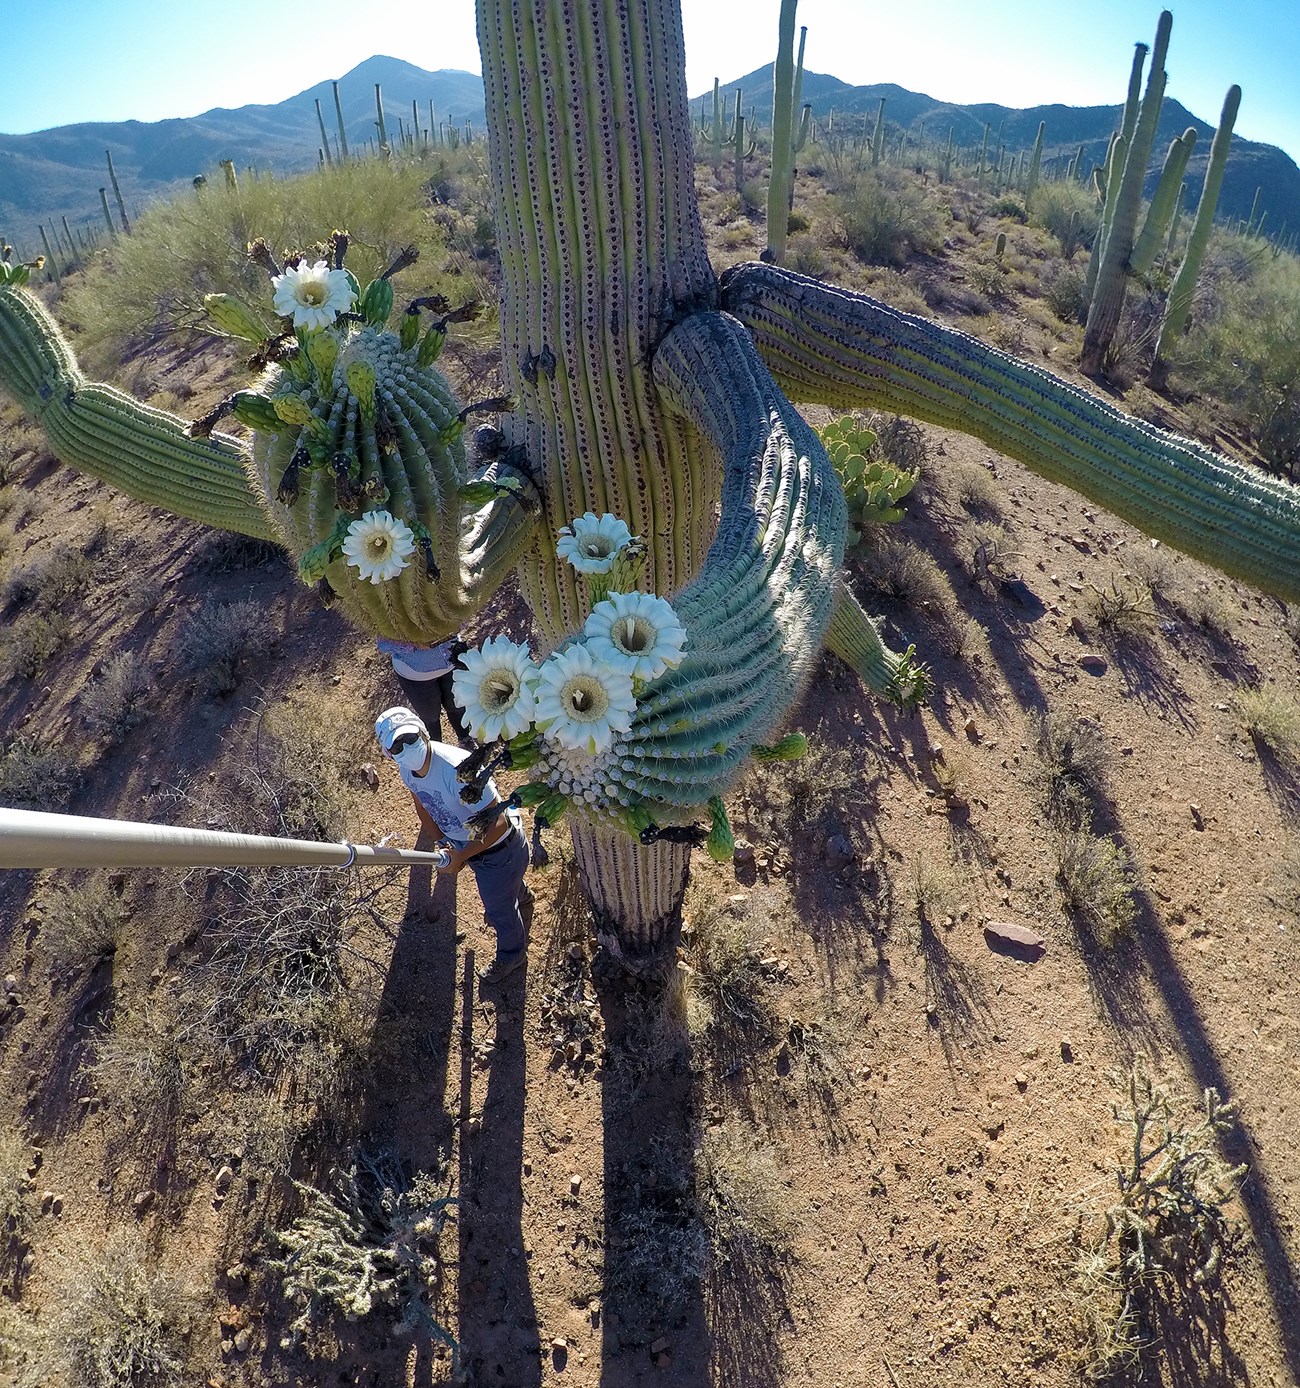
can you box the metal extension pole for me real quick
[0,808,445,871]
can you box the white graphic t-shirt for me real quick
[397,741,495,848]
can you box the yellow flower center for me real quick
[563,677,609,721]
[300,282,327,306]
[484,676,518,711]
[365,534,391,559]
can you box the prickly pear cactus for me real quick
[818,415,918,538]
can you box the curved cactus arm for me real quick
[581,309,844,812]
[720,262,1300,603]
[1129,127,1196,277]
[0,283,275,541]
[457,458,542,606]
[825,585,931,709]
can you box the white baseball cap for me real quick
[374,706,428,752]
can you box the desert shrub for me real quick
[38,1231,188,1388]
[1233,686,1300,763]
[830,166,947,266]
[1076,1065,1245,1381]
[176,599,270,696]
[271,1151,456,1351]
[187,531,288,575]
[81,653,154,743]
[784,236,828,278]
[0,735,80,811]
[1085,576,1155,638]
[1042,264,1089,322]
[989,195,1027,222]
[1170,247,1300,477]
[83,998,199,1149]
[1,608,71,679]
[967,520,1020,588]
[741,737,868,844]
[3,544,93,611]
[685,897,768,1038]
[944,458,1005,519]
[58,154,470,370]
[966,260,1009,301]
[1033,711,1109,831]
[697,1122,790,1266]
[1030,179,1098,257]
[41,876,126,976]
[1054,827,1137,943]
[0,1129,33,1269]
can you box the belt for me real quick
[476,819,523,859]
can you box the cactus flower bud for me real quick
[345,360,377,420]
[204,293,271,344]
[751,732,808,762]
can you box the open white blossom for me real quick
[556,512,632,574]
[534,644,636,755]
[584,591,686,681]
[453,636,539,742]
[342,510,415,583]
[271,259,354,331]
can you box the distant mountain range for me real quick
[2,53,1296,257]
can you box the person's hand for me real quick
[439,845,468,875]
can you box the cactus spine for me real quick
[1151,85,1241,386]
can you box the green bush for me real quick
[58,152,482,372]
[830,167,947,266]
[1164,242,1300,477]
[1030,179,1098,258]
[0,735,79,811]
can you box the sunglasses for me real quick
[388,731,423,753]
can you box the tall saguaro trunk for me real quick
[477,0,724,969]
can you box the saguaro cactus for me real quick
[1083,10,1171,372]
[2,0,1298,972]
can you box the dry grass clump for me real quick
[684,896,769,1041]
[40,876,126,977]
[1032,711,1109,830]
[0,735,80,811]
[1085,576,1155,638]
[1076,1064,1245,1382]
[1233,686,1300,763]
[34,1231,189,1388]
[739,736,869,844]
[697,1122,791,1266]
[1054,828,1138,945]
[176,598,271,696]
[81,653,155,744]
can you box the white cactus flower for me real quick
[535,644,636,755]
[584,591,686,681]
[341,510,415,583]
[453,636,540,742]
[271,259,355,331]
[556,512,632,574]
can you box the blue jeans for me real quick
[467,823,529,954]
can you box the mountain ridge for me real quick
[2,54,1295,255]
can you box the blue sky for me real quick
[2,0,1296,163]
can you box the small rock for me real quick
[650,1336,670,1355]
[1060,1037,1075,1063]
[963,717,980,741]
[233,1329,252,1354]
[225,1263,249,1286]
[50,1195,63,1216]
[824,834,855,870]
[1077,653,1108,674]
[655,1351,673,1370]
[133,1190,156,1215]
[1067,535,1092,554]
[1014,1072,1028,1090]
[215,1165,236,1195]
[3,975,16,993]
[982,920,1046,960]
[1189,803,1204,830]
[732,839,755,866]
[360,762,380,791]
[569,1174,582,1198]
[39,1190,53,1213]
[1069,615,1089,639]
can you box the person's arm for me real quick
[440,797,512,875]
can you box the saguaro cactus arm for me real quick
[0,283,274,540]
[721,261,1300,603]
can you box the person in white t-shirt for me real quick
[375,705,531,986]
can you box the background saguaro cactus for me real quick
[3,0,1300,973]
